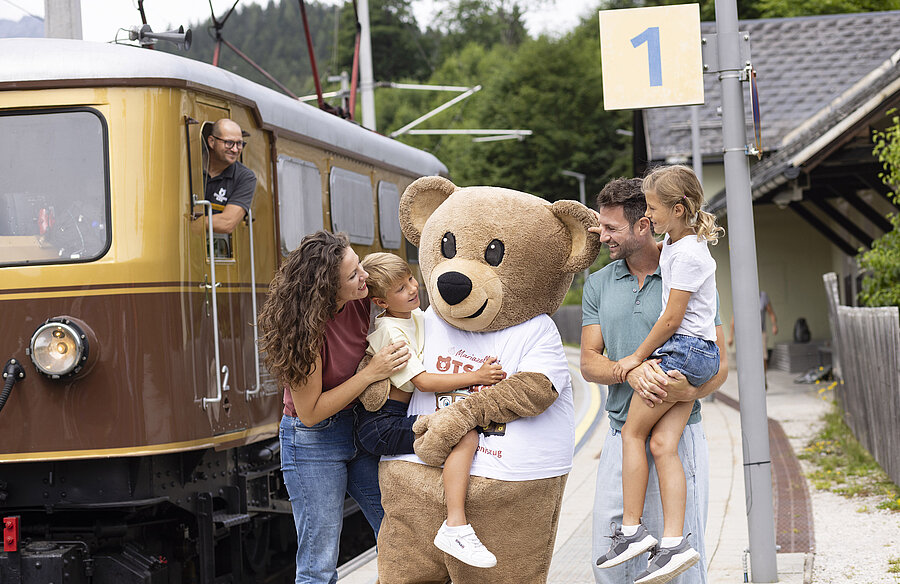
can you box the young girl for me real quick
[356,252,505,569]
[596,165,723,584]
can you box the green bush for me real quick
[859,111,900,309]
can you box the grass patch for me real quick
[800,404,900,512]
[888,556,900,575]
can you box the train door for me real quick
[184,100,258,435]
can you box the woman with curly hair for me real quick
[258,230,409,584]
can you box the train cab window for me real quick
[329,167,375,245]
[0,108,110,267]
[377,181,402,250]
[276,156,324,255]
[197,120,254,261]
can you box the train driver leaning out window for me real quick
[195,118,257,234]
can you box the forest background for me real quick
[170,0,900,202]
[159,0,900,293]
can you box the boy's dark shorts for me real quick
[355,398,417,456]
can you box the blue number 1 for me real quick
[631,27,662,87]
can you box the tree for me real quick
[165,1,340,96]
[858,110,900,310]
[335,0,436,82]
[431,0,530,54]
[389,18,632,200]
[754,0,900,18]
[604,0,900,20]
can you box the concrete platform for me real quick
[338,349,822,583]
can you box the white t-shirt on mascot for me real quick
[384,307,575,481]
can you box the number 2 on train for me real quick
[631,26,662,87]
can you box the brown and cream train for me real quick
[0,37,446,583]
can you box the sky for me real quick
[0,0,600,41]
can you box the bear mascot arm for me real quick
[411,372,558,466]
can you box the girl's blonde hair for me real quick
[362,252,412,300]
[642,164,725,244]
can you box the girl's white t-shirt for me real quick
[383,307,575,481]
[660,233,717,342]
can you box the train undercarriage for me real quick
[0,442,373,583]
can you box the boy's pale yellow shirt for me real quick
[366,307,426,392]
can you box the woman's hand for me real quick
[364,341,410,382]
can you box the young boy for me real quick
[356,252,505,569]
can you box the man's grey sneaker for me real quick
[595,522,658,568]
[433,521,497,568]
[634,538,701,584]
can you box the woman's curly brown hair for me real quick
[258,231,350,388]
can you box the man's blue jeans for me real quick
[592,423,709,584]
[280,409,384,584]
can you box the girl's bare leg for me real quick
[443,429,479,526]
[649,400,693,537]
[621,393,674,526]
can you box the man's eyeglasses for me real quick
[210,135,247,150]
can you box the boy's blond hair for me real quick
[361,252,412,300]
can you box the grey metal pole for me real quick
[714,0,778,581]
[691,106,704,187]
[358,0,377,131]
[44,0,82,39]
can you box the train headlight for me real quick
[28,317,90,378]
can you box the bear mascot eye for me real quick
[484,239,504,266]
[441,232,457,258]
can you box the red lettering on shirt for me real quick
[477,445,502,459]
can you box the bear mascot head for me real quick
[372,176,600,584]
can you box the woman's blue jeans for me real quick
[279,408,384,584]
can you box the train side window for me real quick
[276,156,324,255]
[377,181,402,250]
[0,108,110,267]
[329,167,374,245]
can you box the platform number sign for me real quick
[599,4,704,110]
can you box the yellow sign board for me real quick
[599,4,704,110]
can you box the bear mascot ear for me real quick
[400,176,457,246]
[551,199,602,273]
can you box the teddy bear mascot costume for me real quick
[363,175,601,584]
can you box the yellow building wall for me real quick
[712,204,837,361]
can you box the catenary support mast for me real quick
[715,0,778,581]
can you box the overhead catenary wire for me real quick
[0,0,42,20]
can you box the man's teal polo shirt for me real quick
[581,259,720,431]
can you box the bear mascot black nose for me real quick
[437,271,472,306]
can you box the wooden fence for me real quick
[823,272,900,487]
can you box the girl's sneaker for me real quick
[596,522,658,568]
[433,521,497,568]
[634,539,701,584]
